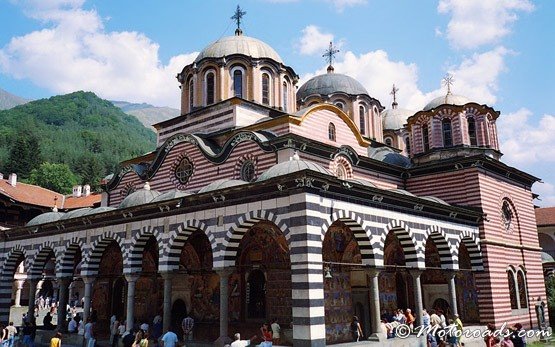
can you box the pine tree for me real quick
[5,130,41,179]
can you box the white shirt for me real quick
[270,323,280,338]
[161,331,178,347]
[230,340,250,347]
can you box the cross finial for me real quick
[442,74,454,95]
[323,41,340,73]
[231,5,247,36]
[390,84,399,109]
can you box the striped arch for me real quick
[0,245,27,323]
[321,210,374,265]
[82,231,125,276]
[161,220,213,272]
[423,226,457,270]
[456,231,483,271]
[220,210,288,268]
[56,238,85,278]
[383,220,423,268]
[29,241,57,278]
[125,225,164,274]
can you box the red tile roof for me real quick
[536,207,555,227]
[0,179,64,208]
[62,193,101,209]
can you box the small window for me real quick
[385,137,393,146]
[422,124,430,151]
[262,73,270,105]
[188,79,194,111]
[328,123,336,141]
[175,157,194,185]
[468,117,477,146]
[240,160,256,182]
[442,119,453,147]
[405,137,411,155]
[359,106,366,135]
[502,201,513,231]
[517,271,527,308]
[508,270,518,309]
[206,72,215,105]
[282,82,288,112]
[334,101,344,110]
[233,69,243,98]
[336,163,348,179]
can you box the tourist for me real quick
[437,310,446,329]
[270,318,281,345]
[426,330,438,347]
[140,331,149,347]
[394,309,406,324]
[140,321,149,334]
[181,314,194,342]
[118,320,127,341]
[22,321,33,347]
[111,316,121,347]
[500,335,514,347]
[84,318,96,347]
[230,333,257,347]
[453,314,463,346]
[422,309,431,328]
[350,316,363,342]
[29,318,37,347]
[43,312,55,330]
[122,329,135,347]
[5,321,17,347]
[132,330,144,347]
[405,309,415,331]
[50,332,62,347]
[484,323,499,347]
[0,324,6,345]
[68,316,78,333]
[260,323,272,346]
[160,327,178,347]
[151,315,163,344]
[509,323,526,347]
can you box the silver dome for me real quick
[151,189,191,202]
[382,108,415,130]
[198,179,248,193]
[423,94,470,111]
[27,211,65,226]
[195,35,283,64]
[119,183,161,209]
[297,73,368,101]
[257,159,332,181]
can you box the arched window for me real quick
[422,124,430,151]
[385,137,393,146]
[517,270,528,308]
[188,79,194,111]
[262,73,270,105]
[405,137,411,155]
[205,72,215,105]
[233,69,243,98]
[442,118,453,147]
[468,117,477,146]
[359,106,366,135]
[282,82,288,112]
[334,101,344,110]
[508,270,518,309]
[502,201,513,231]
[328,123,336,141]
[336,163,348,179]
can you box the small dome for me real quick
[119,182,161,209]
[60,208,94,220]
[27,211,65,226]
[542,252,555,264]
[382,108,415,130]
[388,188,416,197]
[369,147,411,168]
[83,207,116,216]
[198,179,248,193]
[297,73,368,101]
[257,158,332,181]
[423,94,470,111]
[346,178,377,188]
[421,196,449,205]
[151,189,191,202]
[195,35,283,64]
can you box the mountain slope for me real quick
[0,88,28,110]
[111,100,179,128]
[0,91,156,185]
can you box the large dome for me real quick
[257,158,332,181]
[423,94,470,111]
[297,73,368,101]
[119,183,161,209]
[194,35,283,64]
[27,211,65,227]
[382,108,415,130]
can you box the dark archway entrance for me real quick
[247,269,266,318]
[171,299,187,332]
[380,231,413,316]
[456,242,480,323]
[93,241,123,334]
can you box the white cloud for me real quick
[534,182,555,208]
[298,26,335,56]
[438,0,534,49]
[0,1,195,108]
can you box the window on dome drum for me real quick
[422,124,430,151]
[206,72,215,105]
[334,102,344,110]
[262,73,270,105]
[468,117,477,146]
[282,82,288,112]
[502,201,513,231]
[175,157,194,185]
[188,79,194,110]
[508,270,518,309]
[328,123,336,141]
[385,137,392,147]
[336,163,348,179]
[240,160,256,182]
[233,70,243,98]
[405,137,411,154]
[359,106,366,135]
[442,119,453,147]
[517,270,528,308]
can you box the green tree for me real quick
[4,130,41,178]
[77,155,105,191]
[28,162,78,194]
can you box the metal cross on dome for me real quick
[231,5,247,32]
[323,41,340,70]
[390,84,399,108]
[442,74,454,95]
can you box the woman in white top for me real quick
[270,319,281,345]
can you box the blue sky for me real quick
[0,0,554,206]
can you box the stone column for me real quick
[410,269,424,327]
[56,277,71,332]
[82,277,95,323]
[215,268,234,345]
[14,280,24,307]
[27,279,39,319]
[445,271,458,316]
[125,274,140,332]
[160,272,174,334]
[367,268,386,341]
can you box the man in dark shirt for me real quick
[122,329,135,347]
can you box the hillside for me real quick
[0,88,28,110]
[111,100,179,128]
[0,91,156,189]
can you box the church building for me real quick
[0,8,546,346]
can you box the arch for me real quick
[162,220,214,272]
[383,220,421,268]
[321,210,375,265]
[261,72,271,105]
[230,65,246,98]
[0,245,26,277]
[516,267,528,308]
[456,231,483,271]
[282,81,289,112]
[442,118,453,147]
[57,238,85,277]
[467,117,477,146]
[328,122,336,141]
[29,241,57,278]
[220,210,288,268]
[0,245,26,323]
[422,123,430,151]
[204,69,216,105]
[359,105,366,135]
[187,76,194,111]
[82,231,125,276]
[423,227,457,269]
[125,225,164,274]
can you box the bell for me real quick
[324,266,333,279]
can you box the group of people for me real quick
[421,309,463,347]
[223,319,281,347]
[380,308,417,338]
[484,323,527,347]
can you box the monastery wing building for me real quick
[0,14,546,347]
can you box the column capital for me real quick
[82,276,96,285]
[443,270,457,281]
[15,279,25,289]
[125,273,141,283]
[215,267,235,277]
[409,268,424,277]
[366,267,384,277]
[56,277,73,285]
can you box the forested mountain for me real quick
[111,100,179,129]
[0,88,28,110]
[0,91,156,193]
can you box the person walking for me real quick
[50,332,62,347]
[350,316,363,342]
[160,327,178,347]
[5,322,17,347]
[453,314,463,347]
[270,318,281,345]
[181,315,194,342]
